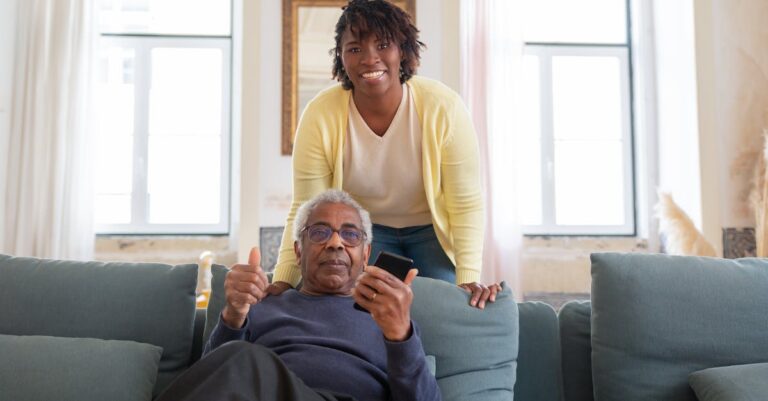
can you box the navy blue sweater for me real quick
[204,290,441,401]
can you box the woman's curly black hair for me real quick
[331,0,426,90]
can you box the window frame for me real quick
[94,34,233,235]
[520,2,636,236]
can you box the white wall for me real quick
[0,0,18,246]
[708,0,768,228]
[693,0,723,255]
[236,0,460,260]
[653,0,704,231]
[652,0,768,255]
[254,0,290,230]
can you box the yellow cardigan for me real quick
[273,76,484,286]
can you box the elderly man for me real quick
[156,189,441,401]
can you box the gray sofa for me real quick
[0,253,525,401]
[2,252,765,401]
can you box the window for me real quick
[95,0,232,234]
[518,0,635,235]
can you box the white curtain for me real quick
[460,0,524,298]
[3,0,96,260]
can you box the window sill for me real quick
[94,235,237,266]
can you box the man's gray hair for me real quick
[293,189,373,245]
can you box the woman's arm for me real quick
[440,97,485,285]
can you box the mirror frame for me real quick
[281,0,416,155]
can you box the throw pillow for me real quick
[689,363,768,401]
[0,334,162,401]
[411,276,518,401]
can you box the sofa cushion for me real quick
[515,301,563,401]
[410,277,518,401]
[689,362,768,401]
[204,263,230,346]
[559,300,593,401]
[0,334,162,401]
[591,253,768,401]
[0,254,198,396]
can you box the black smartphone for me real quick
[372,251,413,281]
[354,251,414,313]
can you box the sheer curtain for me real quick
[3,0,96,260]
[460,0,524,298]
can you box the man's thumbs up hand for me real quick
[221,247,269,329]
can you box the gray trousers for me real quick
[156,341,356,401]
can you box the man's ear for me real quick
[294,241,301,260]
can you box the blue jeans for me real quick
[369,224,456,284]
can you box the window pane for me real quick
[522,0,626,44]
[95,44,135,225]
[150,48,223,136]
[552,56,623,141]
[95,194,132,224]
[99,0,231,36]
[96,135,134,194]
[554,140,625,225]
[147,47,224,225]
[518,55,542,225]
[148,135,221,224]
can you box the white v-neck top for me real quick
[342,84,432,228]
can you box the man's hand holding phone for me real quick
[353,251,419,342]
[353,251,412,313]
[221,247,270,329]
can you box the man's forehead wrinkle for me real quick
[307,206,362,228]
[307,220,362,228]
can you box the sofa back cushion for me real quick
[590,253,768,401]
[558,300,593,401]
[514,301,562,401]
[410,277,518,401]
[204,264,229,346]
[0,254,198,396]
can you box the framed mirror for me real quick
[281,0,416,155]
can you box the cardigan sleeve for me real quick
[272,101,336,286]
[440,96,485,285]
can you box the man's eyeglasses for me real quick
[301,224,366,247]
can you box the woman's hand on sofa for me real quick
[458,282,502,309]
[222,247,270,329]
